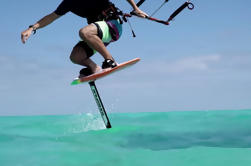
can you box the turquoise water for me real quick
[1,110,251,166]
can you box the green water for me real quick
[1,110,251,166]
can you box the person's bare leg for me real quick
[79,24,115,61]
[70,44,101,73]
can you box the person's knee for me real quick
[70,46,82,64]
[70,51,78,64]
[79,25,96,41]
[79,28,91,41]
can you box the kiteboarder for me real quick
[21,0,147,77]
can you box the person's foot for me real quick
[78,68,92,78]
[78,66,102,78]
[102,59,117,69]
[92,65,102,73]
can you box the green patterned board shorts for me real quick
[77,19,123,57]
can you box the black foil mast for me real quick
[89,81,112,129]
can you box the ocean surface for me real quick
[1,110,251,166]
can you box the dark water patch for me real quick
[123,129,251,151]
[0,134,16,142]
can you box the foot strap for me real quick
[102,59,117,69]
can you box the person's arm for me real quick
[126,0,148,18]
[21,12,60,44]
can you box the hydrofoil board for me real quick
[71,58,140,85]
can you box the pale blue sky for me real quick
[0,0,251,116]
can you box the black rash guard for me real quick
[54,0,111,23]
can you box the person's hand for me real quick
[21,28,33,44]
[133,8,148,18]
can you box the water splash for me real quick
[69,113,106,133]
